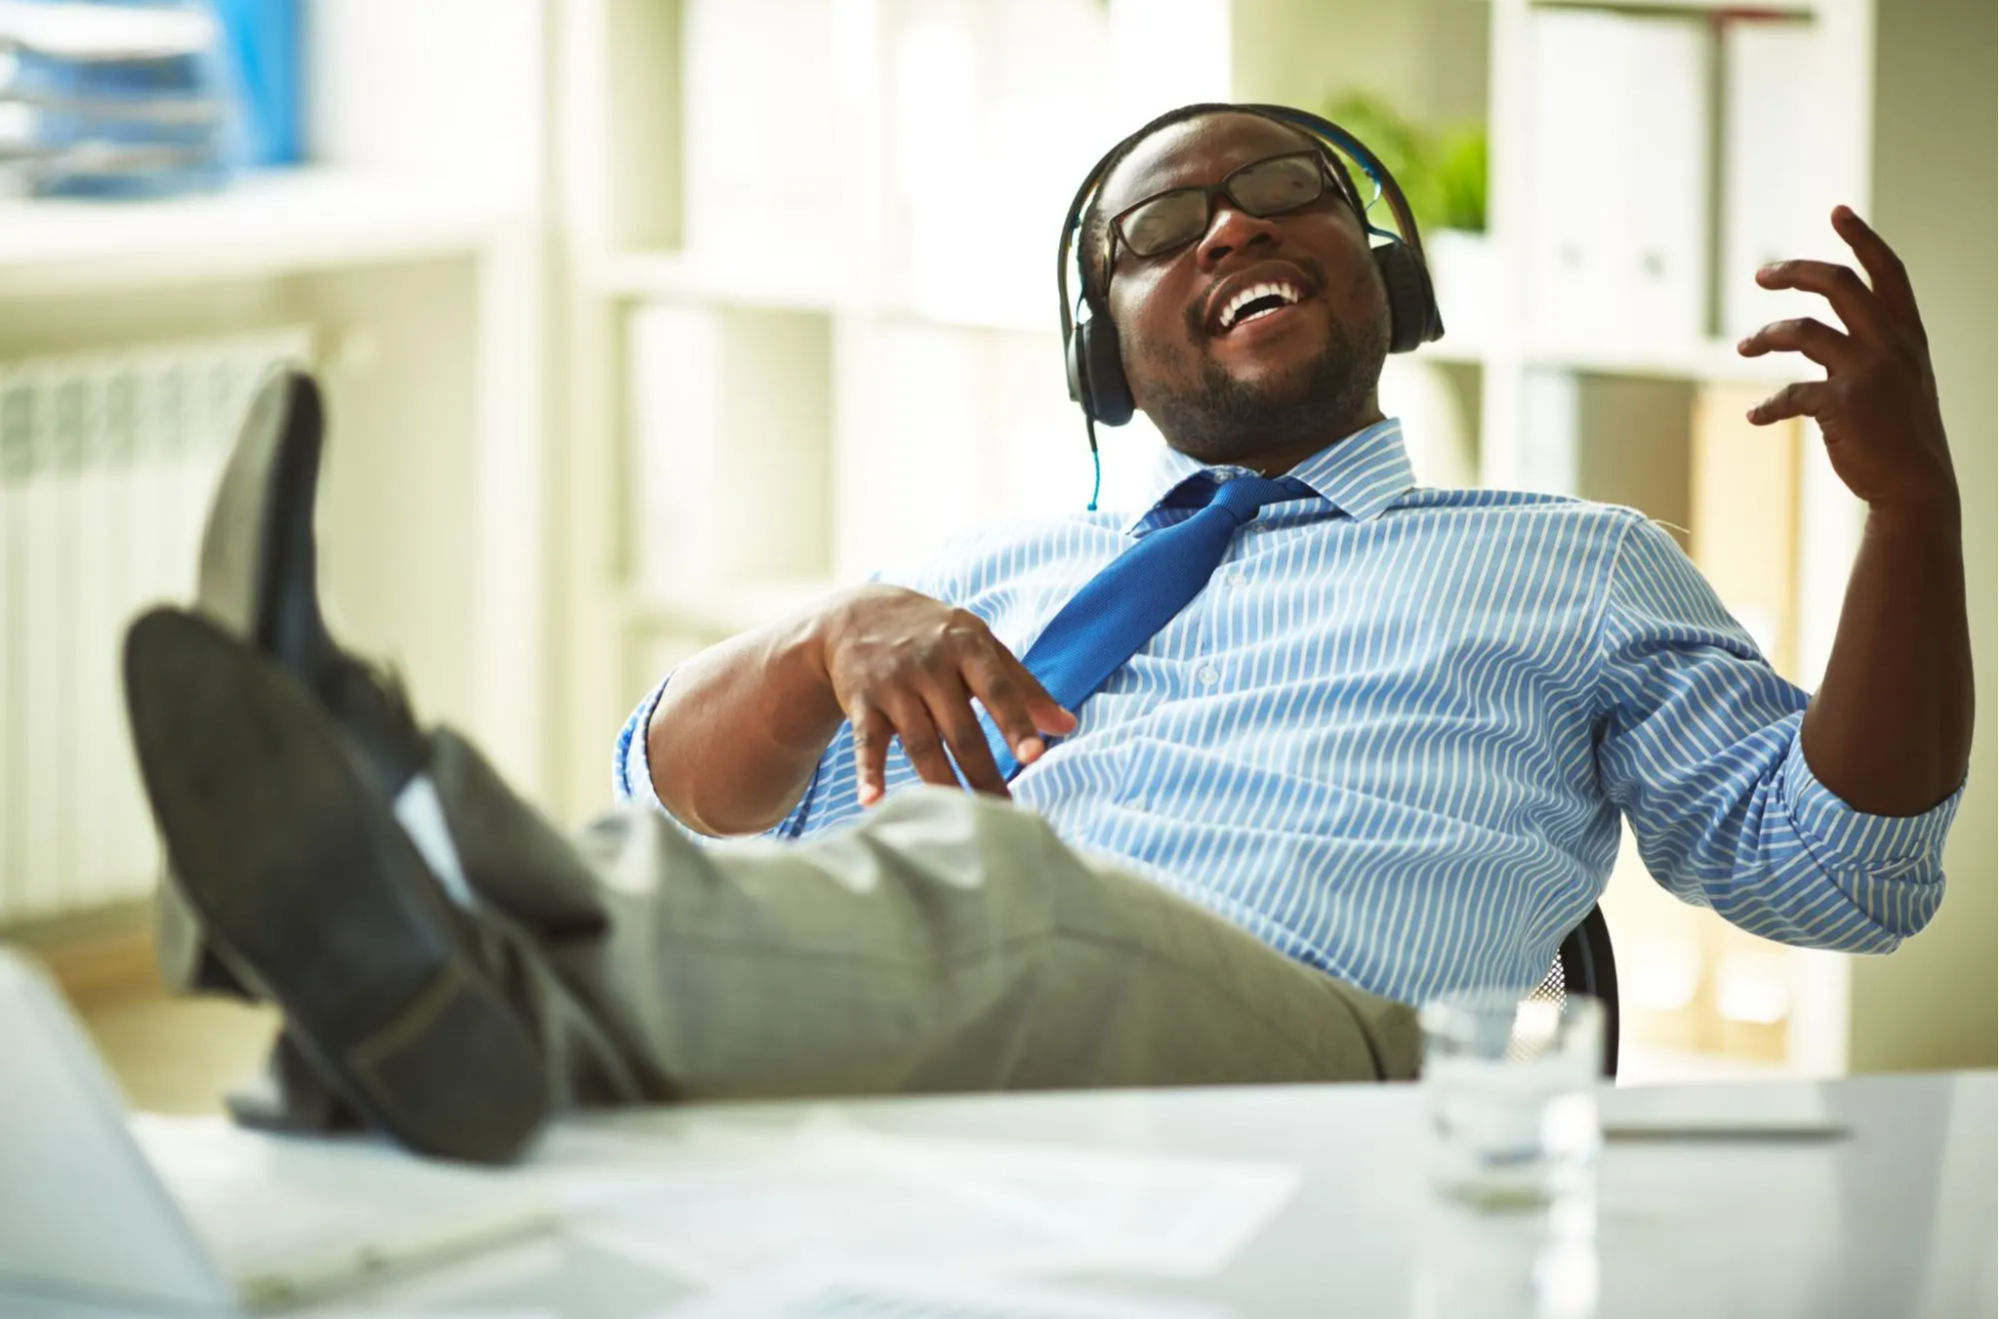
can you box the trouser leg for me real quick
[536,786,1420,1101]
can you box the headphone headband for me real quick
[1058,103,1436,347]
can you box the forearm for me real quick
[646,604,847,837]
[1802,498,1974,815]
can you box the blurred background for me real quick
[0,0,1991,1108]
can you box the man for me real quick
[132,104,1970,1165]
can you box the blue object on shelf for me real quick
[9,0,237,199]
[210,0,299,167]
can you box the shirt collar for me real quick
[1121,417,1417,535]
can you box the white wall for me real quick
[1847,0,1997,1072]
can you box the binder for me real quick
[1528,10,1710,345]
[1720,19,1840,342]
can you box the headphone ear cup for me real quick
[1077,314,1135,426]
[1373,242,1442,353]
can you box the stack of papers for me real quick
[536,1111,1301,1315]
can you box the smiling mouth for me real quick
[1215,280,1307,334]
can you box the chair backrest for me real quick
[1528,904,1620,1078]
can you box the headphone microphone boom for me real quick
[1057,103,1446,446]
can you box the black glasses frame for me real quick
[1105,150,1358,273]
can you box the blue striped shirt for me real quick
[615,418,1960,1001]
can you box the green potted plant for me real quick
[1322,91,1491,346]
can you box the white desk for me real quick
[315,1070,1994,1319]
[37,1071,1998,1319]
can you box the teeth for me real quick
[1219,281,1303,330]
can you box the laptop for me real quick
[0,946,556,1315]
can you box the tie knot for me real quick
[1208,473,1315,525]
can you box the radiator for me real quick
[0,330,313,925]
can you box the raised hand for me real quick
[815,585,1078,806]
[1737,206,1958,517]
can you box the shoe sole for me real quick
[124,607,547,1164]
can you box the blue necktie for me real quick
[991,473,1317,779]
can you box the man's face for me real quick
[1096,113,1390,465]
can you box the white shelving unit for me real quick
[0,0,554,935]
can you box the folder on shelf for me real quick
[1527,9,1710,345]
[1719,19,1843,342]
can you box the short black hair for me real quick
[1076,103,1366,308]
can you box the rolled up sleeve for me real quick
[612,676,671,809]
[611,670,864,845]
[1593,516,1960,952]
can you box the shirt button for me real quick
[1226,569,1247,588]
[1197,664,1220,686]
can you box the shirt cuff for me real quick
[613,675,671,811]
[1778,734,1964,879]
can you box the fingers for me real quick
[1737,316,1854,370]
[849,682,1017,805]
[850,696,965,805]
[1831,205,1925,332]
[922,677,1012,798]
[964,647,1077,768]
[1746,380,1832,426]
[850,702,894,807]
[877,692,969,795]
[1010,651,1081,737]
[1754,258,1887,339]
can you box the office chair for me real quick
[1532,904,1620,1078]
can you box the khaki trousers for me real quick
[523,786,1421,1102]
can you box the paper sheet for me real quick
[1602,1085,1847,1140]
[563,1111,1298,1291]
[651,1261,1226,1319]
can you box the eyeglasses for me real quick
[1108,151,1347,265]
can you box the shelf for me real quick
[1527,0,1815,19]
[0,168,526,301]
[597,251,1812,383]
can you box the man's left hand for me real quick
[1738,206,1959,518]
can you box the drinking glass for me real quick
[1420,991,1604,1209]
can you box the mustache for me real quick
[1183,255,1330,340]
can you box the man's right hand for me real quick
[813,585,1078,806]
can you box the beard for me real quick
[1135,289,1389,467]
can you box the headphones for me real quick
[1058,103,1446,438]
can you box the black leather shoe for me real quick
[125,607,549,1164]
[158,368,429,997]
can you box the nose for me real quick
[1198,203,1281,269]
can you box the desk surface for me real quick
[340,1070,1995,1319]
[36,1071,1999,1319]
